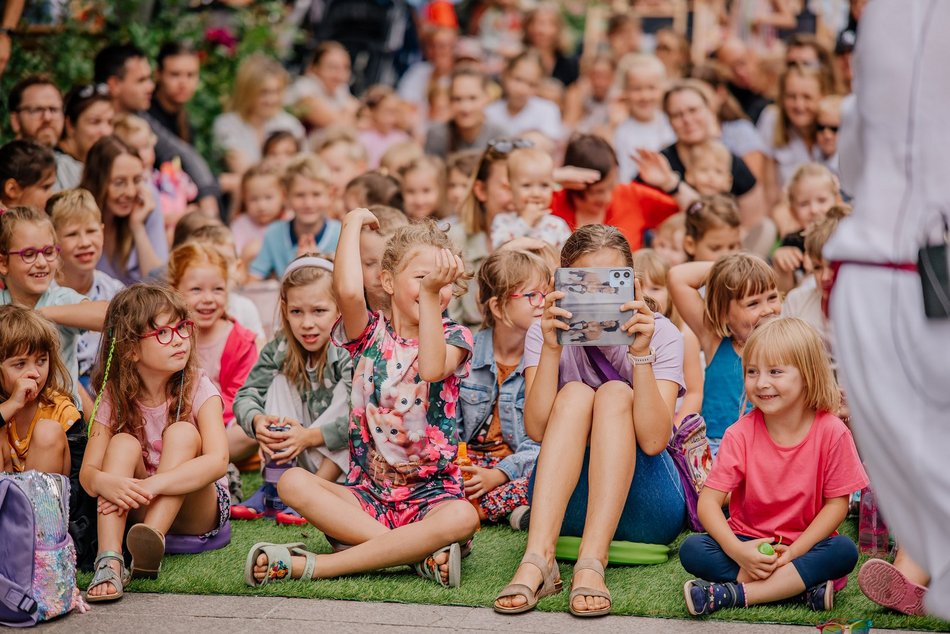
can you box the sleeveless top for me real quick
[701,337,750,439]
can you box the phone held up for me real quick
[554,267,636,346]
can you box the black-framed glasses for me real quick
[76,83,110,100]
[140,320,195,345]
[3,244,60,264]
[487,137,534,155]
[17,105,63,117]
[816,123,839,133]
[816,618,872,633]
[509,290,547,308]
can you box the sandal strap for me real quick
[519,553,556,593]
[94,550,124,565]
[89,558,125,592]
[292,548,317,581]
[570,586,612,601]
[495,583,539,605]
[574,557,606,578]
[415,545,452,587]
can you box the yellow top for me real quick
[7,392,80,472]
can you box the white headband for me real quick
[281,256,334,281]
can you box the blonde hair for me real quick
[786,162,838,206]
[743,317,840,413]
[0,206,56,262]
[656,212,685,241]
[279,255,336,389]
[381,219,468,294]
[506,147,554,181]
[167,242,230,292]
[477,249,552,329]
[685,194,740,247]
[48,188,102,233]
[315,127,368,163]
[774,63,830,149]
[380,140,424,176]
[804,204,851,263]
[633,248,673,318]
[622,53,667,88]
[367,204,409,237]
[684,139,731,172]
[399,155,447,218]
[92,284,199,456]
[704,253,777,339]
[0,305,71,406]
[112,113,155,146]
[282,153,332,191]
[231,54,289,120]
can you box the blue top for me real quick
[250,218,342,279]
[701,337,751,439]
[458,328,539,481]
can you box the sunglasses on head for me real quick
[816,618,872,633]
[487,137,534,155]
[76,83,110,100]
[816,123,839,133]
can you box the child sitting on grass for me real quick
[680,318,867,615]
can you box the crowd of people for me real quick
[0,0,940,623]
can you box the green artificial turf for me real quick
[78,473,950,631]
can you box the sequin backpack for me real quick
[0,471,82,627]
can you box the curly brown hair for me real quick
[91,284,198,450]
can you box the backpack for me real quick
[667,413,714,532]
[583,347,713,532]
[0,471,81,627]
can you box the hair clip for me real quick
[687,200,704,215]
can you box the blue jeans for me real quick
[528,446,686,545]
[679,533,859,589]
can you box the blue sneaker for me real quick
[803,580,834,611]
[683,579,744,616]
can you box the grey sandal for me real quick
[413,542,461,588]
[127,523,165,579]
[493,553,563,614]
[568,558,612,617]
[244,542,317,587]
[86,551,131,603]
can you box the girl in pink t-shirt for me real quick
[80,285,229,603]
[680,317,868,616]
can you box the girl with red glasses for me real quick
[80,284,230,603]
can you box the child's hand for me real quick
[462,465,508,500]
[633,149,679,193]
[520,202,548,228]
[253,414,285,458]
[296,233,317,257]
[621,278,656,357]
[540,290,570,350]
[421,248,464,294]
[269,418,312,464]
[97,473,153,512]
[345,207,380,230]
[773,246,804,273]
[773,543,795,568]
[730,537,779,580]
[7,377,39,410]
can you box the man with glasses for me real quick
[7,75,64,148]
[94,42,221,217]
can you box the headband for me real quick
[281,256,334,281]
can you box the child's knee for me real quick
[163,421,201,452]
[678,533,711,571]
[439,500,480,541]
[827,535,859,571]
[594,380,631,403]
[33,419,67,451]
[551,382,596,418]
[108,431,141,454]
[276,467,314,503]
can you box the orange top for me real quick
[8,392,80,472]
[551,183,680,251]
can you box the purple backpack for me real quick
[584,347,712,532]
[0,471,81,627]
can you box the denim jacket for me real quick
[458,328,540,480]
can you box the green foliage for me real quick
[1,0,288,163]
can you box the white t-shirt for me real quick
[212,111,306,166]
[485,96,563,141]
[613,114,676,182]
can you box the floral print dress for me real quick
[332,311,473,528]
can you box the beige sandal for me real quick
[568,558,612,617]
[493,553,563,615]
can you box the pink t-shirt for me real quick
[705,409,868,544]
[94,373,222,475]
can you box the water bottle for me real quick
[263,424,295,517]
[858,486,890,556]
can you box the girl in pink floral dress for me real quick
[245,210,479,589]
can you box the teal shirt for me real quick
[701,337,752,439]
[1,286,87,409]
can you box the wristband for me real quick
[664,175,681,196]
[627,347,656,365]
[0,27,13,38]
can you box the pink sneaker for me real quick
[858,558,927,616]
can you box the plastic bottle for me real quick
[858,486,890,556]
[456,442,473,481]
[263,423,296,516]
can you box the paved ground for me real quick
[36,594,932,633]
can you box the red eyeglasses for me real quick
[140,320,195,345]
[509,290,547,308]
